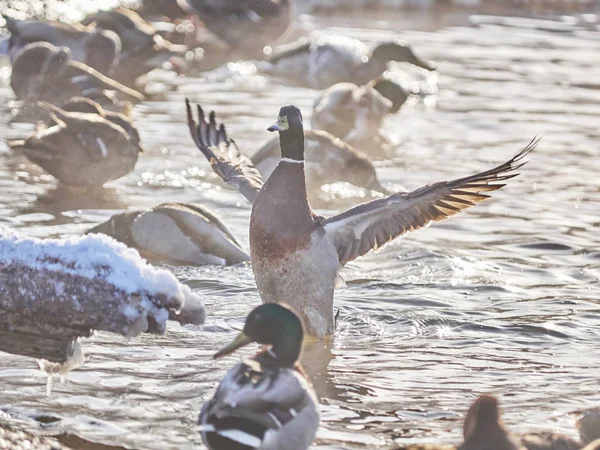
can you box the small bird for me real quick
[9,101,142,186]
[252,128,388,194]
[3,15,121,75]
[87,202,250,266]
[81,8,187,87]
[186,99,536,337]
[311,79,408,154]
[459,395,525,450]
[179,0,293,57]
[10,42,144,117]
[261,35,435,90]
[199,303,319,450]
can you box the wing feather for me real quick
[324,138,539,265]
[186,99,264,204]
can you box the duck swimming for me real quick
[10,42,143,118]
[186,99,536,337]
[9,101,142,186]
[87,202,250,266]
[199,303,319,450]
[4,15,121,75]
[261,35,435,90]
[311,78,408,154]
[459,395,525,450]
[252,128,388,194]
[179,0,293,57]
[81,8,187,87]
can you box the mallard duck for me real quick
[50,96,140,146]
[459,395,525,450]
[252,128,388,193]
[186,99,536,337]
[10,42,143,118]
[4,15,121,75]
[311,78,408,154]
[87,202,250,266]
[199,303,319,450]
[179,0,293,57]
[261,35,435,90]
[8,101,142,186]
[81,8,187,87]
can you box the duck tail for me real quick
[3,15,19,35]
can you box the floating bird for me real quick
[87,202,250,266]
[3,15,121,75]
[396,395,592,450]
[186,99,536,337]
[52,97,140,145]
[9,101,142,186]
[81,8,187,87]
[199,303,319,450]
[311,79,408,154]
[10,42,143,118]
[252,128,388,194]
[179,0,293,57]
[459,395,526,450]
[261,35,435,90]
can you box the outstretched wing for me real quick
[324,138,539,266]
[186,99,264,204]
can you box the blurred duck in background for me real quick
[311,78,408,155]
[178,0,294,58]
[458,395,526,450]
[10,42,143,120]
[3,14,121,75]
[252,128,389,194]
[396,397,600,450]
[87,203,250,266]
[8,101,142,186]
[199,303,319,450]
[261,35,435,90]
[181,104,387,197]
[81,8,188,88]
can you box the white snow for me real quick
[0,226,206,336]
[0,226,188,299]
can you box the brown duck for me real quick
[9,101,141,186]
[186,99,536,337]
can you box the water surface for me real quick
[0,5,599,449]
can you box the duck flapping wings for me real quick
[185,99,537,266]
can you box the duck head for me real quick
[85,29,121,74]
[462,395,523,450]
[370,78,409,114]
[372,40,435,71]
[464,395,501,442]
[213,303,304,367]
[267,105,305,161]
